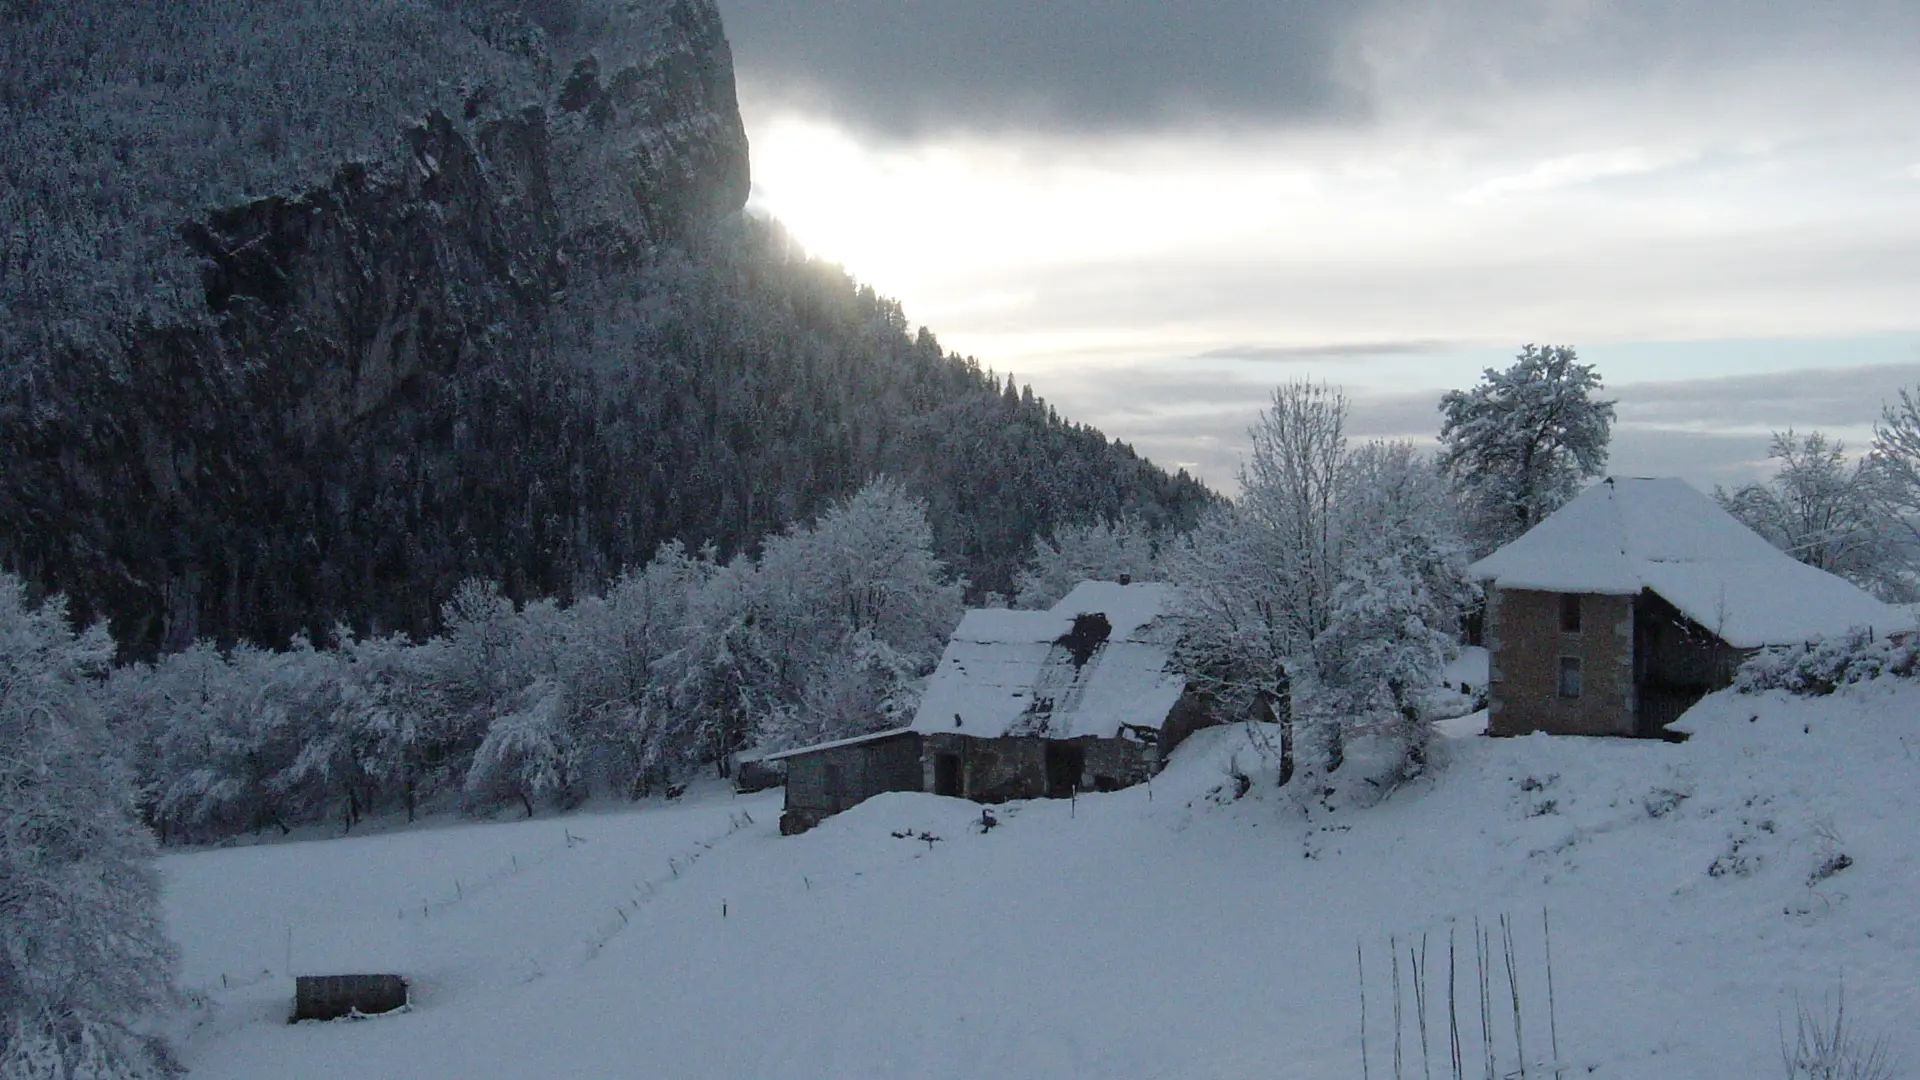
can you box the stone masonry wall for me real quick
[1488,588,1636,737]
[782,732,924,831]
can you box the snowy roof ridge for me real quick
[909,581,1187,739]
[764,727,916,762]
[1470,477,1896,648]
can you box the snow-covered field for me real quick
[162,682,1920,1079]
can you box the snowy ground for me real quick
[162,682,1920,1079]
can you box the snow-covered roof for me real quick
[909,581,1188,740]
[1470,477,1896,649]
[763,727,916,763]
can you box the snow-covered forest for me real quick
[101,480,962,841]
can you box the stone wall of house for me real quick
[1158,690,1216,757]
[922,734,1047,803]
[781,733,924,833]
[1488,588,1636,736]
[920,733,1151,800]
[1079,737,1150,790]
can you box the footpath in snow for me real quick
[163,680,1919,1080]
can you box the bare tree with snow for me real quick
[1013,515,1160,609]
[1718,430,1909,601]
[1170,386,1475,786]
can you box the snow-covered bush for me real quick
[464,680,580,817]
[1781,989,1895,1080]
[83,480,963,839]
[0,575,181,1079]
[1734,631,1916,696]
[717,479,961,756]
[113,642,307,843]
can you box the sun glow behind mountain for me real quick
[732,2,1920,489]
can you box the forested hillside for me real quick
[0,0,1211,657]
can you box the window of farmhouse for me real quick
[1558,656,1582,699]
[1559,593,1583,634]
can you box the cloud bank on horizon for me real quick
[721,0,1917,137]
[717,0,1920,491]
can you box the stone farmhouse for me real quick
[770,581,1211,834]
[1472,477,1897,738]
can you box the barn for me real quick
[1471,477,1897,738]
[771,580,1210,833]
[768,727,924,835]
[910,580,1207,802]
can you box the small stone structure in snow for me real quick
[1471,477,1898,737]
[770,581,1212,833]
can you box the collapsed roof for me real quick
[910,581,1187,740]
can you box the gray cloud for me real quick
[1197,340,1448,363]
[1611,363,1920,435]
[718,1,1918,137]
[717,0,1373,136]
[1028,360,1920,494]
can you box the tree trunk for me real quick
[1261,690,1295,788]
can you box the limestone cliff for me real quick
[0,0,1213,656]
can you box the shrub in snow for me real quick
[1734,631,1916,697]
[1781,989,1895,1080]
[0,576,181,1079]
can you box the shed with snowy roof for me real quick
[769,581,1211,833]
[1471,477,1897,737]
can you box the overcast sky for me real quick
[717,0,1920,493]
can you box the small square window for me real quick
[1558,656,1582,699]
[1559,593,1583,634]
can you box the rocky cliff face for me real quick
[2,0,749,650]
[0,0,1214,656]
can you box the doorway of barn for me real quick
[933,752,963,797]
[1045,743,1085,798]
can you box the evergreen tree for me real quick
[0,575,180,1079]
[1438,345,1616,554]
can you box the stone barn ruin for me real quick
[773,581,1211,833]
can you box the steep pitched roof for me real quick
[909,581,1187,740]
[1470,477,1896,649]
